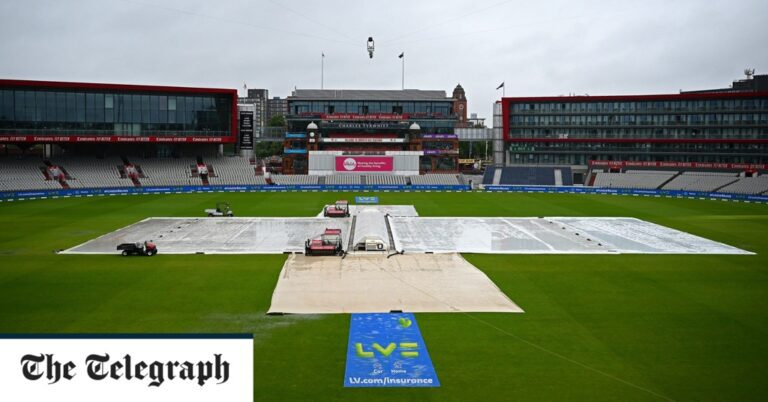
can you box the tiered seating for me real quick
[481,168,497,185]
[59,157,130,188]
[0,158,62,191]
[366,174,408,185]
[716,176,768,195]
[592,171,676,190]
[499,167,556,185]
[138,158,197,187]
[662,172,739,192]
[556,167,573,185]
[409,174,460,185]
[271,175,319,185]
[624,170,676,175]
[326,174,362,185]
[205,157,266,185]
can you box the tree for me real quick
[268,114,286,127]
[254,141,283,158]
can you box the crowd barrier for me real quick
[484,185,768,203]
[0,184,470,201]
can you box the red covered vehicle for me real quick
[304,229,344,256]
[324,200,350,218]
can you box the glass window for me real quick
[85,93,96,123]
[75,93,85,122]
[64,93,75,122]
[14,91,25,121]
[0,90,13,121]
[94,93,104,123]
[32,91,44,122]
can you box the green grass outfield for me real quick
[1,192,767,401]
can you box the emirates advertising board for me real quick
[335,156,393,172]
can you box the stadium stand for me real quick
[409,174,461,185]
[481,166,572,186]
[661,171,739,192]
[137,158,197,187]
[270,174,319,185]
[366,174,408,185]
[715,176,768,195]
[0,158,63,191]
[592,171,677,190]
[325,174,362,185]
[0,156,471,191]
[481,168,496,185]
[205,157,267,185]
[59,157,132,189]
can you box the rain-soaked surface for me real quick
[390,216,751,255]
[62,206,751,255]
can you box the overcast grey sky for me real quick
[1,0,767,120]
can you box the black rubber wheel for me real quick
[121,250,128,256]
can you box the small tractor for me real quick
[205,202,234,217]
[117,241,157,256]
[305,228,344,256]
[324,200,350,218]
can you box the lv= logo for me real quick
[355,342,419,358]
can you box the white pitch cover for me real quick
[0,336,253,402]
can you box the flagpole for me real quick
[401,54,405,90]
[321,52,324,90]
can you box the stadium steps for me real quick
[318,176,326,185]
[712,179,741,192]
[38,166,52,180]
[554,169,563,186]
[587,171,597,186]
[361,175,367,185]
[492,168,502,185]
[657,171,683,189]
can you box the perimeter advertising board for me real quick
[335,156,393,172]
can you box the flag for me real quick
[322,52,325,57]
[243,82,247,91]
[496,82,505,90]
[398,52,404,58]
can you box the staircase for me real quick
[492,168,502,185]
[587,172,597,186]
[657,171,683,189]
